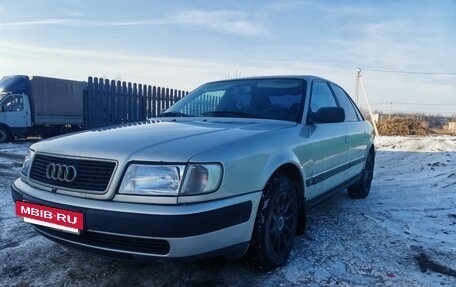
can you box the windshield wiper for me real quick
[202,110,260,118]
[159,111,194,117]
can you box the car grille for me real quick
[34,225,170,255]
[29,154,116,193]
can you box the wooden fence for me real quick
[84,77,188,129]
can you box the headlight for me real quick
[21,150,35,177]
[118,163,223,196]
[119,164,185,196]
[180,164,222,195]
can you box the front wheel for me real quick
[348,152,374,198]
[0,126,11,143]
[250,173,298,270]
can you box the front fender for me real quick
[178,125,309,204]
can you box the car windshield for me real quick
[160,78,306,122]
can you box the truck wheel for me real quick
[348,152,374,198]
[0,126,11,143]
[250,172,298,270]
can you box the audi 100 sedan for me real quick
[12,76,375,270]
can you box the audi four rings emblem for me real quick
[46,163,78,182]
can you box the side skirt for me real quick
[305,172,362,209]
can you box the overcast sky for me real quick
[0,0,455,115]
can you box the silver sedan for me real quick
[13,76,375,270]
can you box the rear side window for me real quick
[330,84,359,122]
[310,81,337,113]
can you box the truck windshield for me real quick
[161,78,306,122]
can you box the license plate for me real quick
[16,201,83,234]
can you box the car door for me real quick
[0,94,28,127]
[305,80,350,200]
[330,83,369,179]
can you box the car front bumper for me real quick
[11,179,261,261]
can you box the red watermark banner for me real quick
[16,201,83,230]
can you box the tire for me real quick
[40,126,60,139]
[0,126,10,143]
[250,173,298,270]
[348,152,374,198]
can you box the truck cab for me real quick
[0,76,33,142]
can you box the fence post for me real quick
[116,81,121,124]
[138,84,143,121]
[132,83,138,121]
[93,77,100,128]
[84,77,91,128]
[103,79,109,127]
[109,80,115,125]
[152,86,157,117]
[165,88,170,110]
[120,82,126,123]
[158,87,163,113]
[147,85,152,119]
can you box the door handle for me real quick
[344,135,349,145]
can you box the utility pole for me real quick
[389,102,392,120]
[356,69,379,136]
[355,68,361,104]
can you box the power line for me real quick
[372,102,456,106]
[371,110,456,115]
[360,68,456,76]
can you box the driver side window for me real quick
[1,95,24,112]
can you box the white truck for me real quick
[0,75,86,142]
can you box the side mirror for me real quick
[313,107,345,123]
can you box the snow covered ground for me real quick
[1,136,455,286]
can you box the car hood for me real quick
[31,119,296,163]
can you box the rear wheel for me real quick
[0,126,11,143]
[250,173,298,270]
[348,152,374,198]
